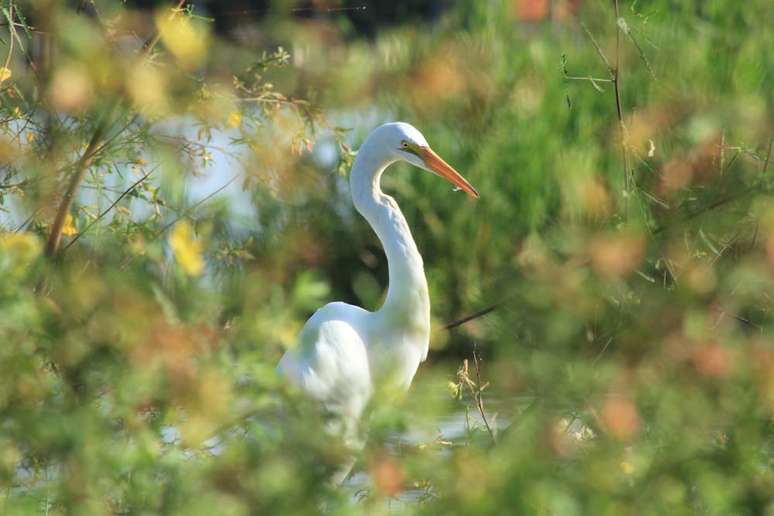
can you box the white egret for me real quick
[277,122,478,477]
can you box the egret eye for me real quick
[401,141,409,149]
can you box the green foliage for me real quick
[0,0,772,514]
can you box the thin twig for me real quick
[579,22,613,74]
[652,183,770,235]
[592,336,614,365]
[464,345,496,444]
[14,209,39,233]
[580,14,631,211]
[444,302,500,330]
[67,114,139,172]
[155,174,239,236]
[621,20,655,78]
[560,52,612,92]
[563,74,613,92]
[202,407,261,445]
[62,168,155,252]
[637,186,669,209]
[0,20,44,33]
[612,0,632,206]
[2,2,15,75]
[710,231,741,266]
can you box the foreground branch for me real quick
[45,122,109,257]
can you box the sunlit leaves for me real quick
[127,63,170,116]
[0,1,345,513]
[0,231,41,277]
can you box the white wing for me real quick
[277,302,373,434]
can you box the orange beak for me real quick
[418,146,479,199]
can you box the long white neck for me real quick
[349,139,430,353]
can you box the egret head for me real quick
[376,122,479,199]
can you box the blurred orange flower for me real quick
[601,397,641,441]
[370,455,404,497]
[589,232,645,280]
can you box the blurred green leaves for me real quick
[0,0,773,514]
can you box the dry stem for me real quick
[458,345,496,444]
[612,1,631,197]
[576,3,632,214]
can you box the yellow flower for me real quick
[0,232,42,275]
[61,213,78,236]
[226,111,242,129]
[447,381,460,398]
[169,221,204,276]
[155,11,209,69]
[0,67,11,83]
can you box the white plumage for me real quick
[277,123,478,474]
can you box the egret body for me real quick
[277,123,478,468]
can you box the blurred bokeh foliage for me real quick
[0,0,772,514]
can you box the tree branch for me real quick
[44,120,110,257]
